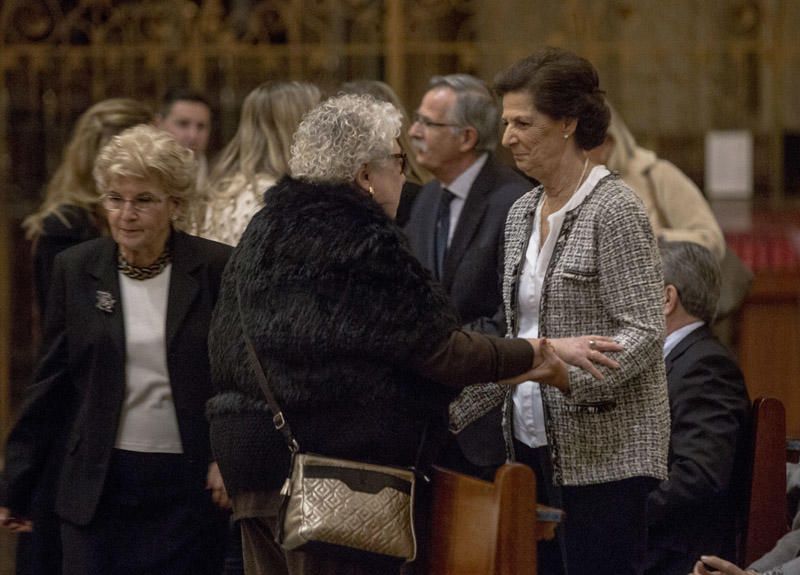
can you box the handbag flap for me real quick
[303,465,413,495]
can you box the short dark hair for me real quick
[493,47,609,150]
[660,241,721,324]
[161,87,211,117]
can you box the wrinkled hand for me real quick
[550,336,623,380]
[0,506,33,532]
[206,462,231,510]
[528,339,569,391]
[690,555,756,575]
[498,339,569,391]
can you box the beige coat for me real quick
[606,110,726,262]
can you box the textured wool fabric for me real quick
[500,173,670,486]
[206,177,461,495]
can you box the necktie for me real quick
[435,188,455,280]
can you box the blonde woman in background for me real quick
[23,98,154,318]
[202,81,322,245]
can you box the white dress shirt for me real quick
[441,153,489,245]
[513,165,610,448]
[663,321,704,359]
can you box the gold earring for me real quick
[368,186,375,197]
[563,133,570,140]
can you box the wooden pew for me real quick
[426,463,544,574]
[738,396,790,565]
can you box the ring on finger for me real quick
[588,339,596,350]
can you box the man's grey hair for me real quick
[290,94,402,184]
[428,74,499,153]
[660,241,721,324]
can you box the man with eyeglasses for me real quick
[404,74,530,479]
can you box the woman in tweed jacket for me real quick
[493,48,671,575]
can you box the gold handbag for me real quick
[278,452,417,560]
[236,282,417,562]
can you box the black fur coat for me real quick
[206,177,460,494]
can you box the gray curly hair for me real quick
[289,94,402,184]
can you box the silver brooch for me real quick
[95,290,116,314]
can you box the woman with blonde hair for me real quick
[2,125,231,574]
[10,98,152,575]
[23,98,154,317]
[202,81,322,245]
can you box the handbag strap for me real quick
[235,278,299,453]
[235,277,433,471]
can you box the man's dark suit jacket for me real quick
[404,156,529,471]
[646,324,751,575]
[1,231,231,526]
[404,155,529,329]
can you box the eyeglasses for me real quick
[412,113,461,130]
[102,193,164,213]
[388,152,408,173]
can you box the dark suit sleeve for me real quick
[1,254,75,515]
[464,221,509,336]
[33,210,98,320]
[647,350,749,525]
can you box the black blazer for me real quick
[646,325,750,574]
[1,231,232,526]
[403,155,529,330]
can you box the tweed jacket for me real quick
[501,173,670,486]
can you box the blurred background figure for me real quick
[588,103,753,327]
[201,81,321,246]
[340,79,430,226]
[156,88,212,186]
[1,125,231,575]
[156,88,213,230]
[588,102,725,261]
